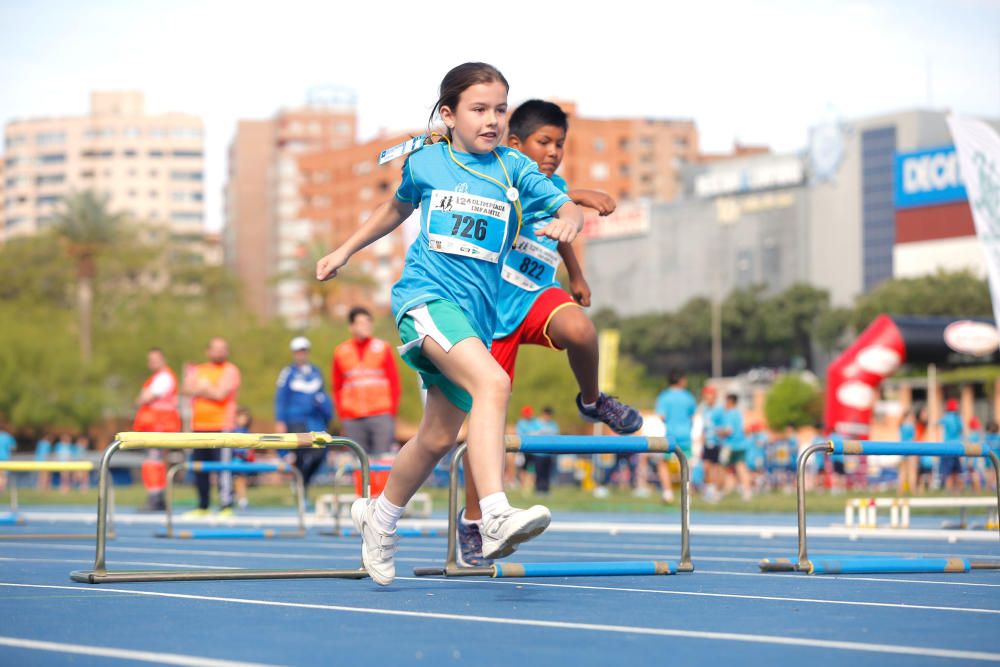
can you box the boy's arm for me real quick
[535,201,584,244]
[557,242,591,306]
[317,198,414,280]
[568,188,615,216]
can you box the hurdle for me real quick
[760,439,1000,575]
[316,463,438,538]
[0,460,116,540]
[844,496,1000,529]
[156,460,307,539]
[413,434,693,578]
[70,432,371,584]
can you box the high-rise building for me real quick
[557,102,700,203]
[298,131,414,315]
[2,92,204,243]
[224,89,357,324]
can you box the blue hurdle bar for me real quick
[335,527,442,538]
[760,438,1000,574]
[808,557,971,575]
[154,528,304,539]
[162,459,307,539]
[413,435,693,578]
[0,513,25,526]
[493,560,677,578]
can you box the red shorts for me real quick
[490,287,579,381]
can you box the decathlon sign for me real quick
[894,146,967,209]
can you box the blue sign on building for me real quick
[894,146,968,209]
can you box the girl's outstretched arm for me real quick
[316,198,415,281]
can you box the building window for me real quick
[353,161,373,175]
[170,211,202,222]
[4,156,22,168]
[36,195,61,207]
[171,150,202,158]
[619,164,630,177]
[149,150,164,158]
[149,190,158,198]
[123,127,142,138]
[170,171,203,181]
[36,132,66,145]
[149,169,159,177]
[129,190,137,198]
[38,153,66,165]
[5,134,28,148]
[81,149,113,159]
[36,173,66,185]
[171,191,203,202]
[80,169,94,179]
[589,163,609,181]
[171,127,202,139]
[6,217,29,229]
[593,137,605,153]
[124,149,137,158]
[149,128,167,138]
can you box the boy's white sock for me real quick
[371,494,405,534]
[479,492,512,518]
[460,509,481,526]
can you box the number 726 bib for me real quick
[427,190,510,263]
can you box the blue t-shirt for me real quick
[494,174,569,338]
[0,431,14,461]
[534,418,560,436]
[392,143,570,344]
[54,441,74,460]
[516,417,539,438]
[899,422,916,442]
[34,439,51,461]
[723,408,746,451]
[940,412,963,441]
[655,387,696,445]
[702,403,725,446]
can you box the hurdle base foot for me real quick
[412,567,446,577]
[70,567,370,584]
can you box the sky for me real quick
[1,0,999,232]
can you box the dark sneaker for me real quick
[576,393,643,434]
[481,505,551,560]
[456,508,493,568]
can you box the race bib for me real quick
[427,190,510,263]
[501,236,561,291]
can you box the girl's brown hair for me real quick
[428,62,509,137]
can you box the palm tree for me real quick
[52,191,125,363]
[274,240,376,324]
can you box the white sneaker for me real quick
[481,505,551,559]
[350,498,398,586]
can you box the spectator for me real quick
[34,434,52,491]
[697,386,724,502]
[275,336,333,496]
[719,394,752,501]
[0,424,13,493]
[515,405,538,490]
[331,307,401,456]
[530,407,559,495]
[73,434,91,492]
[134,347,181,512]
[654,369,695,504]
[54,434,74,494]
[938,399,963,493]
[897,409,917,495]
[231,407,254,510]
[183,337,241,516]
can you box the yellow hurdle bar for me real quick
[0,459,114,540]
[70,432,371,584]
[0,461,95,472]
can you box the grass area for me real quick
[1,482,990,515]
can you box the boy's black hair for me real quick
[348,306,372,324]
[509,100,568,141]
[725,393,739,404]
[668,369,686,386]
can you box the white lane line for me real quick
[0,556,237,570]
[1,583,997,662]
[0,635,279,667]
[696,569,1000,588]
[18,511,1000,542]
[395,577,1000,615]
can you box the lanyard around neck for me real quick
[437,133,523,243]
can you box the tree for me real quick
[852,270,992,330]
[276,241,375,324]
[764,374,822,430]
[52,191,126,364]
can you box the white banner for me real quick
[947,115,1000,328]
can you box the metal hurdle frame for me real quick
[760,439,1000,575]
[413,434,693,578]
[159,460,307,539]
[0,461,116,540]
[71,432,370,584]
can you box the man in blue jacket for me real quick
[275,337,334,493]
